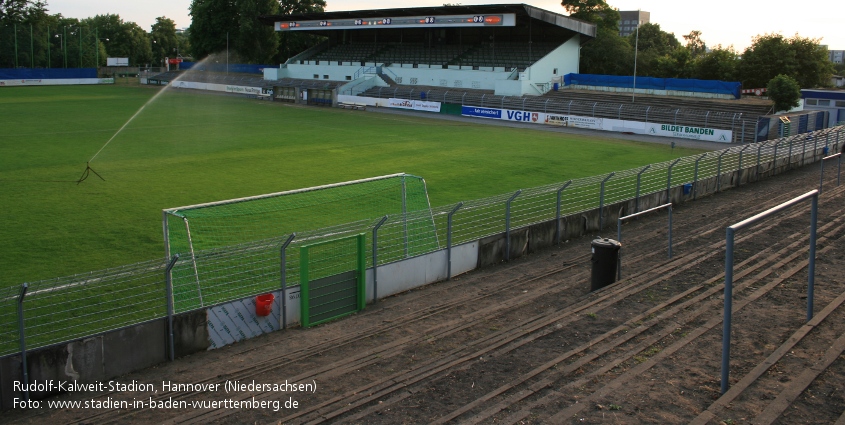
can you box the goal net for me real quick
[162,173,438,311]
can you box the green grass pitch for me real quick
[0,85,702,287]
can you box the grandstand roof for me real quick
[259,4,596,40]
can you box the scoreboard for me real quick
[275,13,516,31]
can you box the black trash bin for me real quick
[590,238,621,291]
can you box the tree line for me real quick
[0,0,324,68]
[564,0,836,89]
[1,0,837,93]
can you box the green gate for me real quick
[299,234,366,328]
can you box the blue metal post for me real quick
[505,190,521,261]
[599,172,615,229]
[165,255,179,361]
[555,181,572,245]
[279,234,295,330]
[447,203,463,280]
[636,166,650,212]
[372,216,388,303]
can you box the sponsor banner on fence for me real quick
[543,113,605,130]
[646,123,732,143]
[0,78,103,86]
[223,84,262,95]
[502,109,542,123]
[388,98,442,113]
[461,106,502,119]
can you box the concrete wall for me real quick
[280,62,363,82]
[520,36,581,94]
[0,147,825,409]
[387,66,512,91]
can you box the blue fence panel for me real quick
[798,114,809,134]
[0,68,97,79]
[564,73,741,98]
[757,117,772,143]
[815,111,827,130]
[179,62,272,74]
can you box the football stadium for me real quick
[2,3,845,423]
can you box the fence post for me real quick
[808,193,818,322]
[801,136,808,166]
[717,150,728,192]
[163,255,180,361]
[813,134,819,161]
[599,172,615,229]
[788,137,794,170]
[636,165,650,212]
[741,119,746,144]
[556,180,572,244]
[447,203,463,280]
[674,109,679,125]
[17,283,29,402]
[372,216,388,303]
[773,141,779,174]
[279,233,296,330]
[756,142,765,180]
[505,190,522,261]
[592,102,597,117]
[666,159,681,203]
[722,226,736,395]
[693,154,705,200]
[544,98,550,113]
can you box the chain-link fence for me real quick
[2,127,843,358]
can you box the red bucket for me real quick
[255,293,275,317]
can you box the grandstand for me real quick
[259,4,595,96]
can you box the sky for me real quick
[45,0,844,52]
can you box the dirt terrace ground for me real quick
[4,160,845,425]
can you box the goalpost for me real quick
[162,173,438,312]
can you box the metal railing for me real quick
[2,127,842,359]
[721,190,819,395]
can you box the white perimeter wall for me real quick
[206,241,478,349]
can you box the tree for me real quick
[739,34,796,89]
[150,16,178,67]
[789,35,834,88]
[627,23,681,78]
[188,0,238,60]
[579,27,632,75]
[767,74,801,112]
[277,0,326,61]
[683,30,706,59]
[692,45,739,81]
[560,0,619,32]
[739,33,833,89]
[235,0,278,64]
[84,14,152,66]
